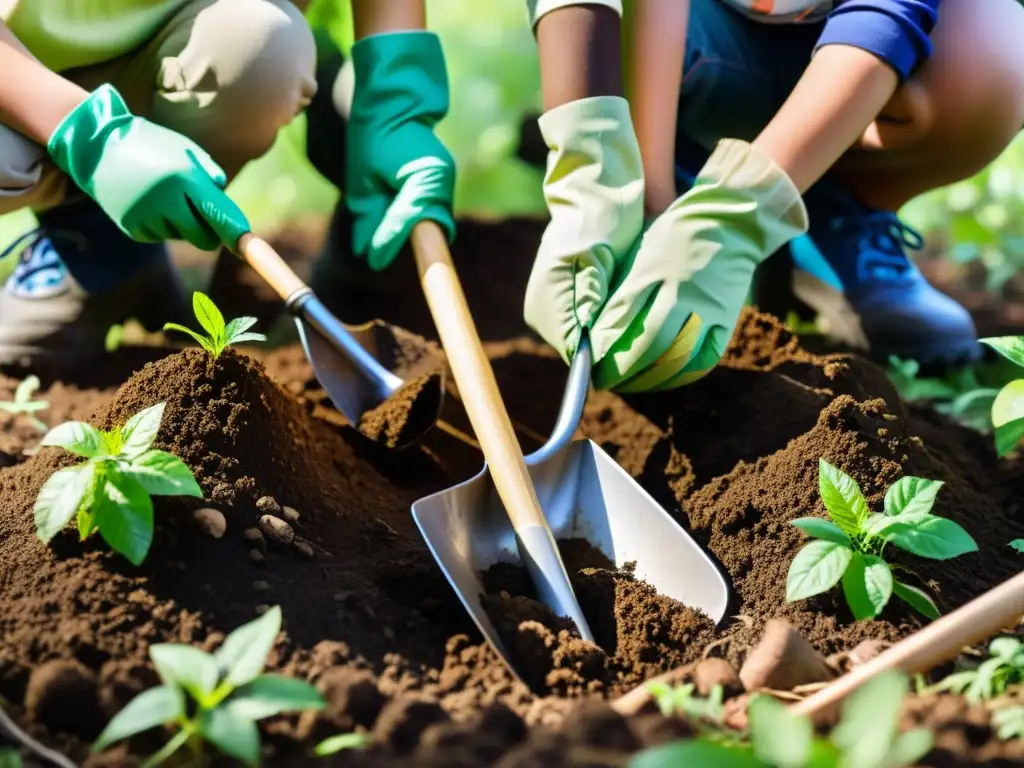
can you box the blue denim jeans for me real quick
[675,0,824,184]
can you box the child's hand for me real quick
[47,84,249,251]
[346,31,455,271]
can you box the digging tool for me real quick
[408,220,596,643]
[236,234,443,447]
[411,239,731,683]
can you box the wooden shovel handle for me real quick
[236,233,306,300]
[410,221,548,532]
[791,569,1024,718]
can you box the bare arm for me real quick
[0,21,87,145]
[535,5,623,110]
[630,0,688,215]
[351,0,426,40]
[753,45,898,193]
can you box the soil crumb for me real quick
[357,370,444,448]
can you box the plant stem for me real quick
[141,726,193,768]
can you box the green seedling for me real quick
[630,671,931,768]
[163,291,265,359]
[314,732,371,756]
[785,460,977,621]
[105,323,125,353]
[34,403,202,565]
[647,681,725,725]
[94,606,324,768]
[0,375,48,433]
[931,637,1024,703]
[992,705,1024,741]
[980,337,1024,455]
[0,749,21,768]
[887,357,998,434]
[1010,540,1024,553]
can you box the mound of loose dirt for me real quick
[1,217,1023,768]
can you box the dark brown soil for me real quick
[1,219,1022,767]
[357,370,444,449]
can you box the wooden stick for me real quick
[237,233,306,300]
[791,570,1024,718]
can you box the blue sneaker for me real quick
[0,199,187,370]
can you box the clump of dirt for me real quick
[358,370,444,449]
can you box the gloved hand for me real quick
[47,84,249,251]
[523,96,645,365]
[346,31,456,271]
[591,140,809,391]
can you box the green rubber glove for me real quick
[47,84,249,251]
[590,139,809,392]
[523,96,645,365]
[347,31,456,271]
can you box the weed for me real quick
[931,637,1024,703]
[785,460,977,620]
[979,337,1024,455]
[992,705,1024,741]
[887,357,998,434]
[630,671,930,767]
[0,375,48,433]
[164,292,265,359]
[647,681,725,724]
[34,403,202,565]
[93,607,324,767]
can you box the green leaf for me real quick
[224,316,258,340]
[150,644,219,703]
[628,739,762,768]
[884,477,944,517]
[119,403,165,459]
[749,694,813,768]
[893,581,940,620]
[791,517,852,546]
[818,459,869,535]
[34,464,94,543]
[1010,539,1024,553]
[786,541,853,602]
[162,322,213,350]
[995,416,1024,457]
[93,685,184,751]
[0,748,21,768]
[14,375,40,403]
[981,336,1024,368]
[226,332,267,346]
[833,671,908,768]
[193,292,225,343]
[41,421,104,458]
[878,513,978,560]
[988,637,1021,660]
[314,733,371,756]
[841,553,893,620]
[200,706,261,768]
[125,450,203,498]
[95,472,154,566]
[215,606,282,688]
[966,657,1004,702]
[887,729,934,766]
[226,675,325,720]
[992,706,1024,741]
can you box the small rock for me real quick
[256,496,281,515]
[294,541,314,559]
[249,549,265,565]
[722,693,753,731]
[253,580,270,592]
[255,604,270,615]
[693,657,741,696]
[281,506,300,524]
[193,507,226,538]
[740,620,834,692]
[848,639,889,668]
[259,515,294,544]
[243,527,263,543]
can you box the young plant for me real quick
[980,337,1024,455]
[992,705,1024,741]
[313,732,371,756]
[630,671,931,768]
[647,681,725,725]
[786,460,977,621]
[34,403,202,565]
[163,291,265,359]
[0,375,48,433]
[1010,539,1024,553]
[932,637,1024,703]
[94,606,324,768]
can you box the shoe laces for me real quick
[830,211,925,284]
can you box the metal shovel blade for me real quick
[411,337,730,685]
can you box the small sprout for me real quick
[931,637,1024,703]
[785,460,977,621]
[646,681,724,725]
[94,607,324,767]
[34,403,202,565]
[105,323,125,352]
[0,375,49,433]
[164,291,265,358]
[1010,539,1024,553]
[980,337,1024,455]
[314,732,371,756]
[993,705,1024,741]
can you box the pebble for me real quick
[294,540,314,559]
[740,619,833,692]
[243,527,263,543]
[281,506,300,524]
[193,507,226,539]
[693,657,741,696]
[249,549,265,565]
[253,580,270,592]
[259,515,294,544]
[256,496,281,515]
